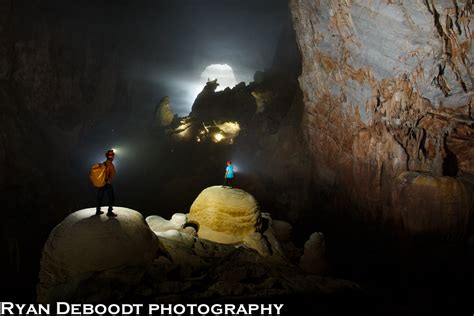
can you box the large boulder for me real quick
[188,186,271,255]
[393,172,473,237]
[37,207,160,303]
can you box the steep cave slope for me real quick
[290,0,473,236]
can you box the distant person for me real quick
[223,160,234,188]
[96,149,117,217]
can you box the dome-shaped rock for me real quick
[37,207,160,302]
[393,172,473,237]
[188,186,263,246]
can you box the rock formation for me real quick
[290,0,474,236]
[393,171,473,237]
[155,96,175,127]
[300,232,328,275]
[190,80,257,124]
[37,208,161,303]
[37,200,357,303]
[146,213,187,235]
[148,229,357,302]
[188,186,271,255]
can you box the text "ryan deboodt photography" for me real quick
[1,302,285,315]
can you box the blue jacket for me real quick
[225,165,234,178]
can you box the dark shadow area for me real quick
[443,149,459,177]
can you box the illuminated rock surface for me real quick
[188,186,270,254]
[155,96,175,127]
[290,0,474,235]
[146,213,187,234]
[37,207,161,303]
[38,206,356,303]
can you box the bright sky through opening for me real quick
[200,64,238,91]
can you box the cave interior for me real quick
[0,0,473,315]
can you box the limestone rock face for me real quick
[188,186,267,252]
[37,207,160,303]
[290,0,474,235]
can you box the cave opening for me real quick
[200,64,238,91]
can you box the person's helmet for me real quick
[105,149,115,158]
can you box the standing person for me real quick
[96,149,117,217]
[223,160,234,188]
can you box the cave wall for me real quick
[290,0,474,236]
[0,0,137,294]
[0,0,131,196]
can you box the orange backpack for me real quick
[89,162,107,187]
